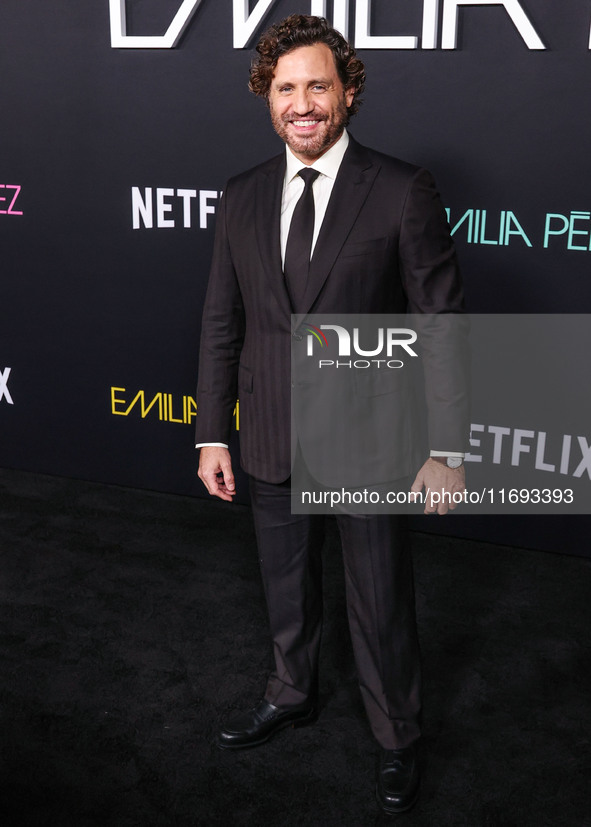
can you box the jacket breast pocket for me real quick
[339,237,388,258]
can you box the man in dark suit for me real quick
[195,14,468,814]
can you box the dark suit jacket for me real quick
[195,136,468,484]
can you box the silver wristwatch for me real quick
[432,456,464,469]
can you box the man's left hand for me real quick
[410,458,466,515]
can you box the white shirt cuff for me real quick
[430,450,465,458]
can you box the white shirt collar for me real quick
[285,129,350,183]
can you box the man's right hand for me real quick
[198,446,236,502]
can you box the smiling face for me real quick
[268,43,355,164]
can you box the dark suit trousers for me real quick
[249,476,422,750]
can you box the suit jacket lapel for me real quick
[301,137,379,314]
[255,153,293,318]
[253,138,380,324]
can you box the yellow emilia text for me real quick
[110,387,239,429]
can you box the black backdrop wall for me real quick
[2,1,591,554]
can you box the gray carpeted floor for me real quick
[0,467,589,826]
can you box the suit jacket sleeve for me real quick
[398,167,464,314]
[398,168,470,453]
[195,188,245,446]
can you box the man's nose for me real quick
[292,88,313,114]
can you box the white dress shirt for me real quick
[280,129,349,265]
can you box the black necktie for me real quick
[284,168,320,311]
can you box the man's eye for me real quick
[313,85,326,92]
[280,86,293,93]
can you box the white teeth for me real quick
[292,120,319,126]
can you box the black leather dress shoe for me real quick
[376,743,420,814]
[218,698,317,749]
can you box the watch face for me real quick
[447,457,463,469]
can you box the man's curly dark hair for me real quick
[249,14,365,118]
